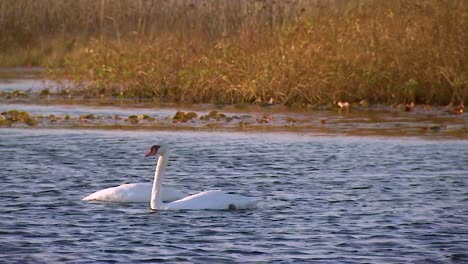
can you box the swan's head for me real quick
[145,144,167,157]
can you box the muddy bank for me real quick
[1,104,466,139]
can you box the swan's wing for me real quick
[165,190,256,210]
[82,183,151,202]
[82,183,187,203]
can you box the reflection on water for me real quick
[0,129,467,263]
[0,67,46,92]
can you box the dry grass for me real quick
[1,0,467,106]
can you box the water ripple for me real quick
[0,129,467,263]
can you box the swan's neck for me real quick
[150,152,168,210]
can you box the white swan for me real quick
[82,183,187,203]
[82,147,187,203]
[146,144,256,210]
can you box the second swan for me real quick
[146,144,256,210]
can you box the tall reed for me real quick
[1,0,466,106]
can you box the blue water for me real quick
[0,129,467,263]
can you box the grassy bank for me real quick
[1,0,467,107]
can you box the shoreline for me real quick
[1,100,466,140]
[1,68,466,140]
[1,92,464,114]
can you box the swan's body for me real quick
[82,183,187,203]
[147,145,256,210]
[155,190,256,210]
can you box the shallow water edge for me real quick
[1,103,466,140]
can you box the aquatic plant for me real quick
[0,110,37,126]
[6,110,29,122]
[140,114,156,122]
[173,111,186,122]
[173,111,198,122]
[0,113,9,126]
[128,115,139,124]
[40,89,50,96]
[185,112,198,119]
[200,111,229,121]
[79,114,95,119]
[25,117,38,126]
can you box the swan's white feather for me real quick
[161,190,257,210]
[82,183,187,203]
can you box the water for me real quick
[0,67,47,92]
[0,103,181,119]
[0,129,467,263]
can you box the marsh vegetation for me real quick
[0,0,466,108]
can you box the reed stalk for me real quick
[0,0,466,106]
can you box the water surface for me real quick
[0,129,467,263]
[0,67,46,92]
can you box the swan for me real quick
[82,152,188,203]
[82,183,187,203]
[146,144,256,210]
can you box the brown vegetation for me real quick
[1,0,467,106]
[0,110,37,126]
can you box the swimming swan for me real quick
[82,182,187,203]
[146,144,256,210]
[82,149,187,203]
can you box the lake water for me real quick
[0,129,467,263]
